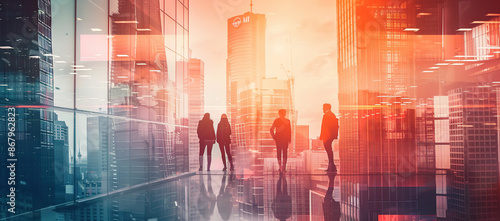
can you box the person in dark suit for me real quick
[320,103,339,172]
[197,113,216,171]
[270,109,292,173]
[217,114,234,171]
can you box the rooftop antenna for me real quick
[250,0,253,13]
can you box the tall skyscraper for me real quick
[54,114,70,204]
[0,0,55,213]
[188,58,205,172]
[109,0,186,188]
[87,116,111,196]
[337,0,436,219]
[337,0,419,175]
[447,86,500,220]
[295,125,310,154]
[433,96,451,219]
[226,11,266,161]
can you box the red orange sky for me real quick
[190,0,338,137]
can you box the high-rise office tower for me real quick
[0,0,55,212]
[87,116,111,195]
[337,0,436,219]
[295,125,309,154]
[226,11,266,160]
[188,58,205,172]
[337,0,419,175]
[432,96,451,219]
[447,86,500,220]
[54,114,70,204]
[109,0,188,188]
[106,2,190,218]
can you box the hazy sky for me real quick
[190,0,338,137]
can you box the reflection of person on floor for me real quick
[198,113,216,171]
[320,103,339,172]
[323,173,340,221]
[272,174,292,221]
[197,174,216,220]
[217,114,234,171]
[217,172,236,220]
[270,109,292,173]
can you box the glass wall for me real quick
[0,0,189,217]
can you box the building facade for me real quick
[226,11,266,162]
[447,86,500,220]
[188,58,205,172]
[295,125,309,154]
[0,0,190,218]
[337,0,436,219]
[0,0,55,214]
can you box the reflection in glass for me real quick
[272,174,292,221]
[217,172,236,220]
[323,173,340,221]
[197,174,216,220]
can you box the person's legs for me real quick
[219,143,227,170]
[199,141,206,171]
[282,145,288,172]
[224,144,234,169]
[207,143,213,171]
[276,144,282,172]
[324,139,335,171]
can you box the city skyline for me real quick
[2,0,500,220]
[190,0,338,137]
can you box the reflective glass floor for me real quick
[4,169,450,221]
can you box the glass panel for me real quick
[76,0,109,112]
[52,0,75,109]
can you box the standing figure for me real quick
[217,114,234,171]
[320,103,339,172]
[270,109,291,173]
[197,113,216,171]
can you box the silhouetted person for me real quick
[272,174,292,221]
[270,109,291,173]
[217,114,234,171]
[217,172,235,220]
[320,103,339,172]
[198,174,216,220]
[198,113,216,171]
[323,172,340,221]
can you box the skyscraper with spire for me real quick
[226,9,266,163]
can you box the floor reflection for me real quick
[5,171,448,221]
[323,173,341,221]
[271,174,292,221]
[198,174,216,220]
[217,173,236,220]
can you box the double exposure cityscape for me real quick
[1,0,500,220]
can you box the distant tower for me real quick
[188,58,205,172]
[226,11,266,160]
